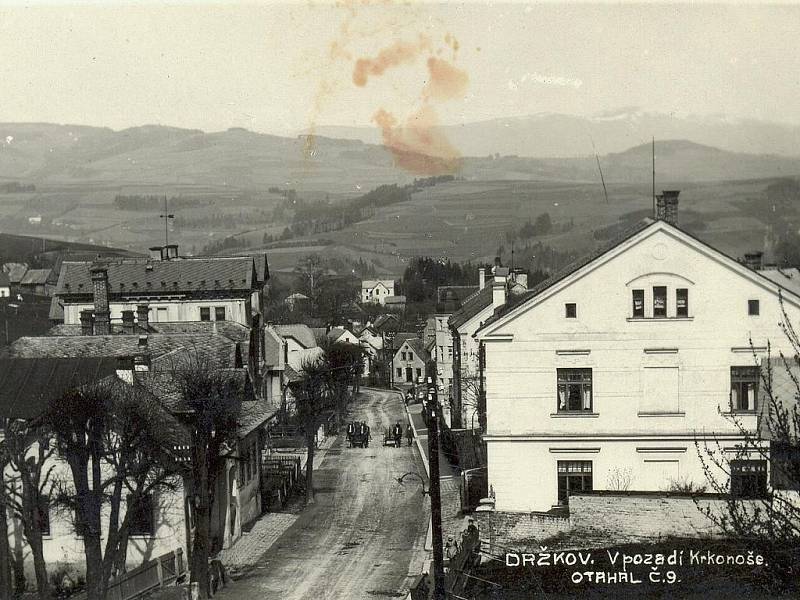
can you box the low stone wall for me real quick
[569,492,741,540]
[474,509,571,550]
[474,492,773,550]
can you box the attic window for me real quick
[146,282,151,288]
[78,284,83,289]
[132,282,138,288]
[565,303,577,319]
[200,280,206,287]
[64,283,70,289]
[214,280,220,287]
[161,281,166,287]
[187,281,192,286]
[120,283,125,289]
[748,299,760,316]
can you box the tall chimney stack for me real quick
[656,190,680,225]
[80,309,95,336]
[121,310,135,334]
[492,279,507,311]
[743,251,764,271]
[478,267,486,290]
[136,304,150,331]
[90,265,111,335]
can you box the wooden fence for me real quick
[72,548,185,600]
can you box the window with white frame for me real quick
[557,368,592,412]
[557,461,592,505]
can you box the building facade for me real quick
[476,215,800,513]
[361,279,395,305]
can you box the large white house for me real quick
[475,205,800,513]
[361,279,395,305]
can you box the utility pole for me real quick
[426,366,446,600]
[652,137,656,218]
[160,195,174,247]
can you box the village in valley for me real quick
[2,2,800,600]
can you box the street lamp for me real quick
[397,472,429,496]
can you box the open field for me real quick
[1,175,795,279]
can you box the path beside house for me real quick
[215,434,338,571]
[215,388,428,599]
[404,400,467,576]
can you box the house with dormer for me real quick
[49,245,269,328]
[474,192,800,513]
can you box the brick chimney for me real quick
[134,335,150,371]
[115,356,134,385]
[656,190,680,225]
[478,267,486,290]
[90,265,111,335]
[80,309,94,336]
[136,304,149,331]
[164,244,179,260]
[149,246,163,260]
[512,268,528,289]
[743,251,764,271]
[121,310,135,334]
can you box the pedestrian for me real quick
[406,423,414,446]
[360,421,370,448]
[392,421,403,447]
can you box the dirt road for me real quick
[218,388,429,600]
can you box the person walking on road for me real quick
[406,423,414,446]
[392,421,403,447]
[360,421,370,448]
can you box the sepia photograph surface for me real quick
[1,1,800,599]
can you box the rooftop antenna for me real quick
[589,136,609,204]
[652,137,656,218]
[160,195,174,247]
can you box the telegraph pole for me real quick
[160,195,174,247]
[426,366,446,600]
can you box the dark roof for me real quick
[54,256,259,298]
[47,320,250,343]
[373,314,400,332]
[138,367,253,413]
[0,271,9,287]
[391,332,418,346]
[0,357,119,419]
[6,333,240,370]
[274,324,317,349]
[236,401,278,438]
[449,285,493,329]
[475,218,655,333]
[20,268,54,286]
[404,338,431,362]
[437,285,480,306]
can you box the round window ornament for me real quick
[651,243,668,260]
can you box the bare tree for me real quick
[170,357,244,600]
[696,297,800,588]
[1,420,57,599]
[44,377,184,600]
[293,355,330,505]
[0,447,14,600]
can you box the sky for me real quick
[1,1,800,137]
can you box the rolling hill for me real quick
[2,124,800,193]
[311,110,800,158]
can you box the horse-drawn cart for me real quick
[348,429,370,448]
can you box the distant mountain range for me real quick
[0,121,799,191]
[310,110,800,158]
